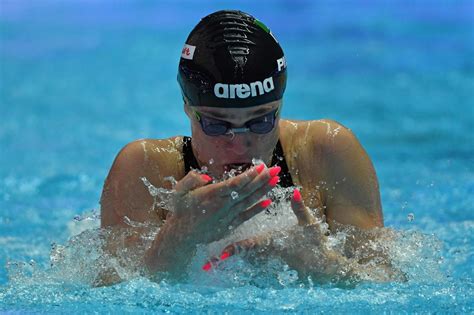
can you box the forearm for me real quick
[144,216,198,279]
[93,221,196,286]
[93,225,154,287]
[257,225,356,283]
[276,225,401,283]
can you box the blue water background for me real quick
[1,0,473,312]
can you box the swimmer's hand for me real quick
[202,188,319,270]
[144,164,281,277]
[210,189,402,283]
[290,188,318,226]
[203,189,352,280]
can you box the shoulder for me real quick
[279,119,373,187]
[116,137,184,162]
[279,118,351,144]
[279,118,359,170]
[280,118,362,159]
[106,136,187,196]
[112,137,184,176]
[101,136,185,226]
[280,119,382,229]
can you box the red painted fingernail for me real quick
[256,164,265,174]
[293,188,302,202]
[260,199,272,208]
[220,251,231,260]
[269,166,281,177]
[201,174,212,182]
[202,261,212,271]
[269,176,280,187]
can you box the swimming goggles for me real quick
[192,108,279,137]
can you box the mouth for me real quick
[224,163,252,174]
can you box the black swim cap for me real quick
[178,10,287,108]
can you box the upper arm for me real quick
[320,121,383,230]
[100,140,159,228]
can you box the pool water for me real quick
[1,0,473,313]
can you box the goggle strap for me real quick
[193,110,201,122]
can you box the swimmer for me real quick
[99,10,385,284]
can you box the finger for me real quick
[202,238,261,272]
[291,188,315,225]
[221,237,260,258]
[231,199,272,227]
[201,256,220,271]
[208,163,266,197]
[234,165,281,201]
[225,163,267,193]
[231,174,277,214]
[175,171,212,195]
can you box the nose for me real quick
[226,132,251,155]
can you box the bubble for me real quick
[251,158,265,166]
[231,191,239,200]
[140,176,175,212]
[73,209,100,222]
[401,201,408,210]
[50,242,65,266]
[163,176,178,189]
[277,267,298,286]
[202,209,206,214]
[209,158,214,165]
[407,213,415,222]
[228,225,233,230]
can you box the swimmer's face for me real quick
[185,100,281,178]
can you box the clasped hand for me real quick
[168,164,282,245]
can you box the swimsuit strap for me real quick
[182,136,294,187]
[271,140,294,188]
[183,136,200,174]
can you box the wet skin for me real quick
[100,100,384,280]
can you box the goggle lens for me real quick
[195,108,278,137]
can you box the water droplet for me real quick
[278,268,298,286]
[202,209,206,214]
[407,213,415,222]
[231,191,239,200]
[164,176,178,189]
[251,158,264,166]
[209,158,214,165]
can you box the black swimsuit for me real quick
[182,136,294,187]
